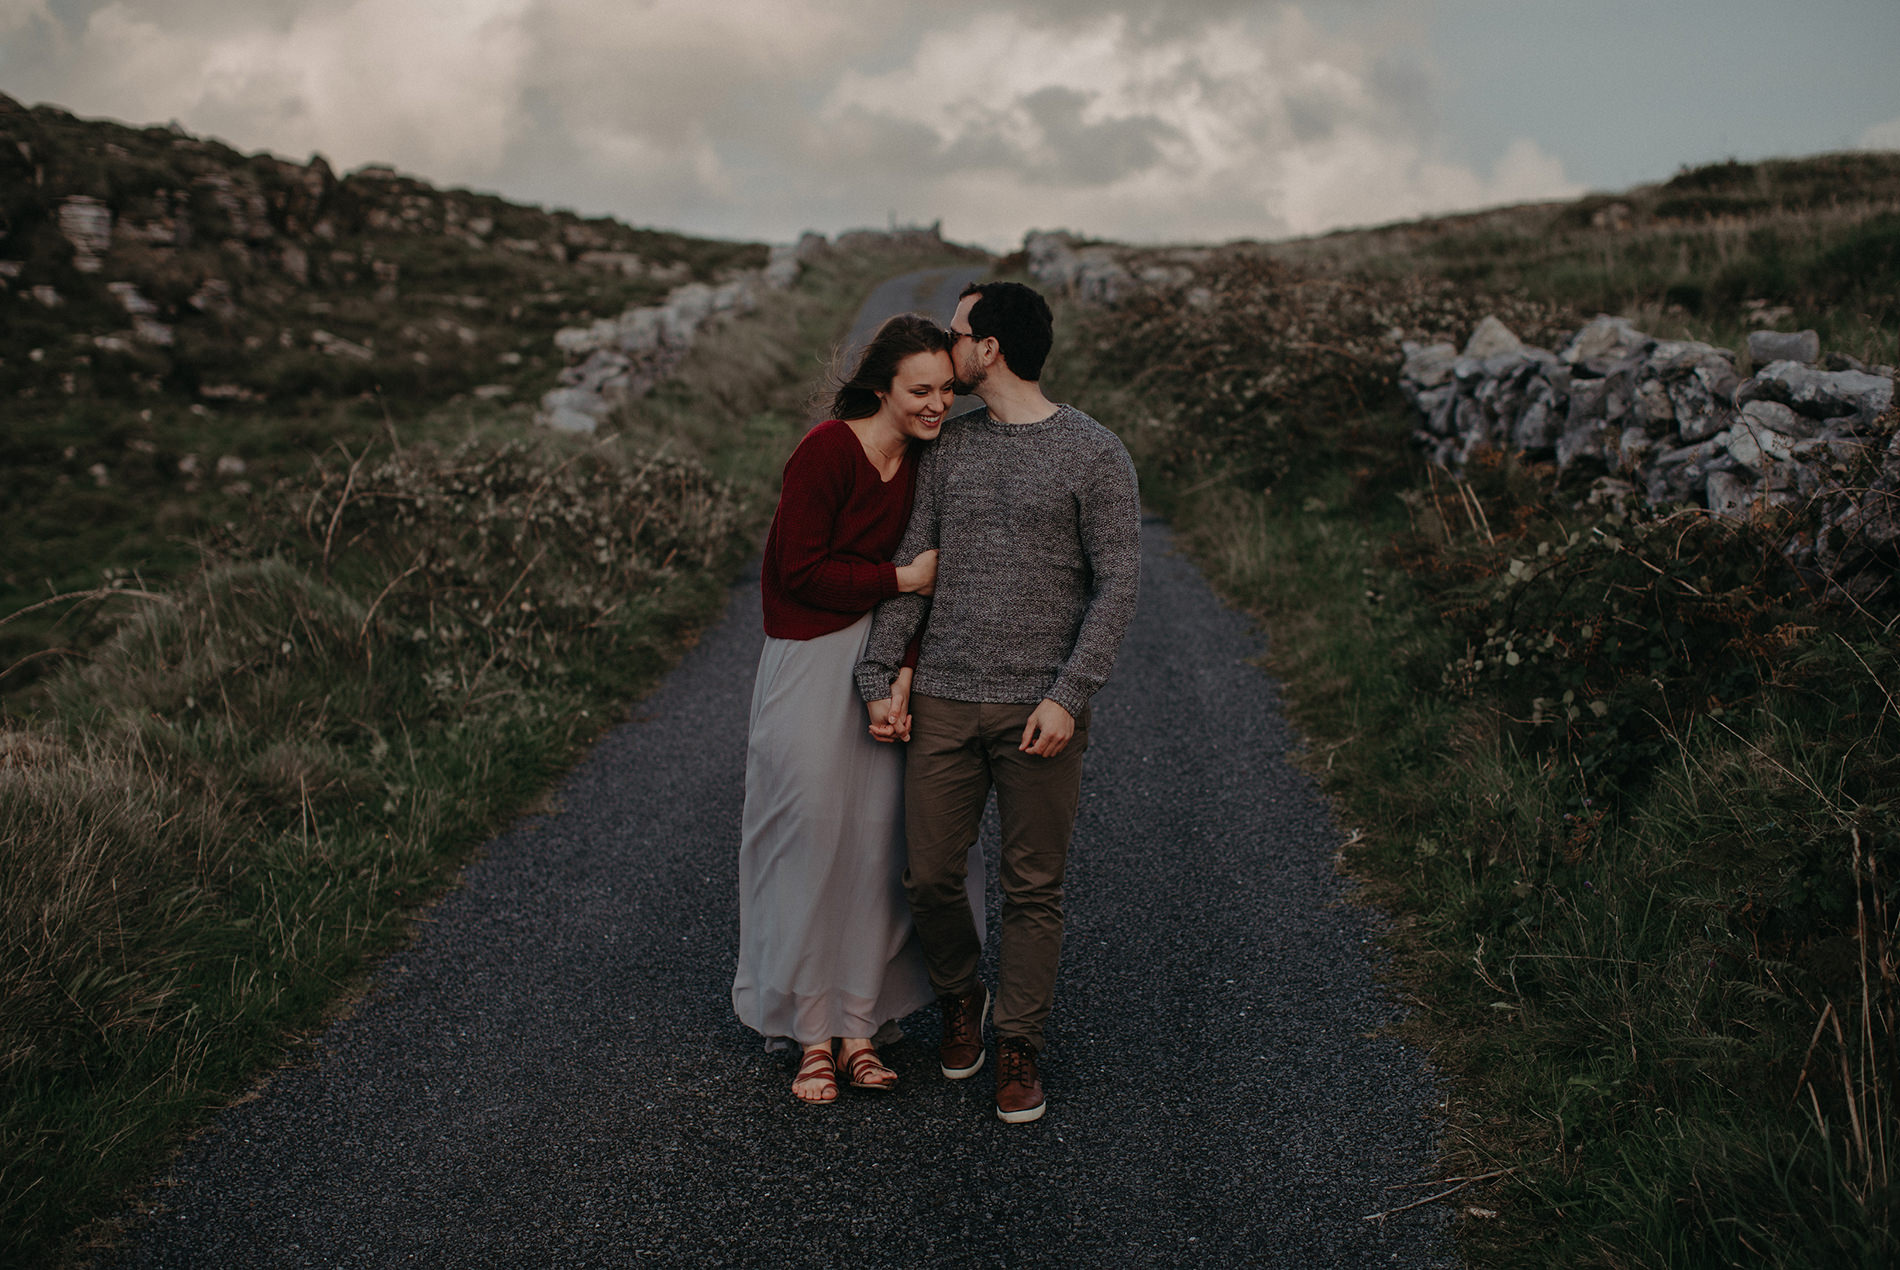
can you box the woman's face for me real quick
[877,349,955,442]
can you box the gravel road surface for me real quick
[108,274,1453,1268]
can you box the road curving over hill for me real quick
[109,273,1453,1269]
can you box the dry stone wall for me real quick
[1400,316,1899,595]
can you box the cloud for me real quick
[12,0,535,176]
[1862,117,1900,151]
[2,0,1584,249]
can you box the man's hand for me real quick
[867,669,914,743]
[1018,698,1074,756]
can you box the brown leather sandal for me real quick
[792,1047,839,1104]
[842,1045,898,1092]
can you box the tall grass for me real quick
[0,241,983,1266]
[1048,160,1899,1260]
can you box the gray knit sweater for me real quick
[854,403,1141,717]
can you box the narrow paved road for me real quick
[111,274,1452,1268]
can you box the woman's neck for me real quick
[846,413,908,479]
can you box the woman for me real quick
[731,313,962,1103]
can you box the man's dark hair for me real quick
[960,281,1053,382]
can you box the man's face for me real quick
[947,294,988,396]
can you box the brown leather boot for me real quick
[994,1036,1046,1123]
[938,985,989,1079]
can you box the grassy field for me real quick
[0,238,983,1267]
[1048,153,1897,1267]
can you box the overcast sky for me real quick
[3,0,1897,250]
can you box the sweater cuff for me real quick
[1044,678,1093,720]
[876,559,901,600]
[855,665,895,703]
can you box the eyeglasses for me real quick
[949,328,986,343]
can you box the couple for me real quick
[730,281,1141,1123]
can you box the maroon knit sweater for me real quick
[761,418,918,641]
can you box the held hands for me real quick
[1019,699,1074,756]
[867,668,914,743]
[894,548,939,596]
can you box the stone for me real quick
[1412,385,1454,434]
[794,231,830,264]
[281,243,310,284]
[107,282,158,315]
[1511,394,1562,452]
[132,316,174,346]
[1706,471,1754,519]
[1072,250,1136,304]
[189,278,237,320]
[311,330,373,361]
[537,386,608,433]
[1401,342,1458,389]
[763,244,800,289]
[1025,231,1082,290]
[1669,371,1732,443]
[1738,400,1810,438]
[30,284,61,307]
[1740,361,1893,426]
[1645,339,1725,376]
[58,195,112,271]
[1462,315,1524,360]
[1748,329,1820,366]
[578,251,646,277]
[1557,416,1607,471]
[215,455,246,477]
[1406,340,1459,389]
[1634,377,1675,426]
[1560,314,1650,365]
[1617,427,1656,472]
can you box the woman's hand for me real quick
[895,548,939,596]
[866,668,914,742]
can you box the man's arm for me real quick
[1042,438,1141,719]
[855,442,942,704]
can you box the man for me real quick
[855,281,1140,1124]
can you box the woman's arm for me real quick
[771,431,909,612]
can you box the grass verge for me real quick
[0,242,983,1267]
[1048,214,1896,1262]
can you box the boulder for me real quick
[1748,329,1820,366]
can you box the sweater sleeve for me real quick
[771,430,902,614]
[855,441,939,701]
[1044,437,1142,717]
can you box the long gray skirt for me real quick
[732,613,984,1047]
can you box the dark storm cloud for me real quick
[1019,86,1178,183]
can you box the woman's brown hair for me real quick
[825,313,953,420]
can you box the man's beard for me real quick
[951,364,986,396]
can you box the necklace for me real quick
[854,418,906,470]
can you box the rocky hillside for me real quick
[0,92,769,416]
[0,93,788,684]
